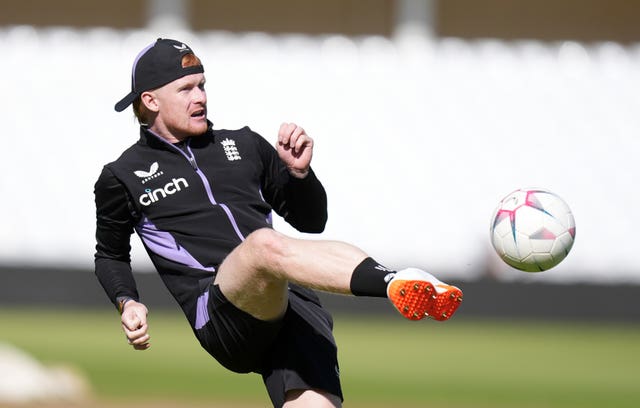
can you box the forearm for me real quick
[283,168,328,232]
[95,257,139,309]
[94,166,140,310]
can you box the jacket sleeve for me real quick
[94,166,140,308]
[256,133,328,233]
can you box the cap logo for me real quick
[173,43,189,52]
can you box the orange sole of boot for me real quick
[388,279,463,321]
[427,285,463,321]
[387,279,437,321]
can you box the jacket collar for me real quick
[138,120,215,149]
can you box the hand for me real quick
[120,300,151,350]
[277,122,313,179]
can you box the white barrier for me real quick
[1,26,639,283]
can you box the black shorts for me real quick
[195,283,343,407]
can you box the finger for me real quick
[123,322,148,339]
[122,308,148,331]
[288,125,305,149]
[121,308,142,327]
[278,123,290,145]
[128,332,151,346]
[278,122,297,145]
[293,132,312,154]
[133,342,151,351]
[126,333,151,350]
[122,316,141,331]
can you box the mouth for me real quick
[191,108,206,119]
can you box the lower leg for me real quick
[281,236,465,321]
[269,235,368,294]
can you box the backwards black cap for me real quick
[114,38,205,112]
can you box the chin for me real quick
[189,122,208,136]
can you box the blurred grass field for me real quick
[0,308,639,408]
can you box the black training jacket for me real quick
[94,123,327,329]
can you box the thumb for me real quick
[122,308,145,330]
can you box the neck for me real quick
[147,124,188,144]
[145,126,187,144]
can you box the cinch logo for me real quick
[139,178,189,206]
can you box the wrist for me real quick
[116,296,135,314]
[289,168,309,179]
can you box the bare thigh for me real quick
[214,228,366,321]
[214,229,290,321]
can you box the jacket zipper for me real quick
[182,139,246,242]
[148,132,246,242]
[187,154,197,170]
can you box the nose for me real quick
[193,86,206,104]
[189,86,207,104]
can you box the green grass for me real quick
[1,308,639,407]
[337,318,640,407]
[0,308,268,405]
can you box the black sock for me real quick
[349,257,396,298]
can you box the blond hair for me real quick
[132,96,151,125]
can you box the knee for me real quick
[284,389,342,407]
[244,228,289,271]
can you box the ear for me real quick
[140,91,160,113]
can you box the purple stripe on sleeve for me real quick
[136,217,214,329]
[259,188,273,226]
[195,289,210,330]
[135,217,215,273]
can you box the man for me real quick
[95,38,463,408]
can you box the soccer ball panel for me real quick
[514,232,533,258]
[526,253,555,272]
[530,236,554,253]
[490,188,576,273]
[492,213,514,238]
[551,231,575,258]
[500,190,527,211]
[542,216,567,237]
[515,206,546,235]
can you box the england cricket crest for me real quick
[221,138,242,161]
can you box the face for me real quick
[144,73,208,141]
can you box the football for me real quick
[490,189,576,272]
